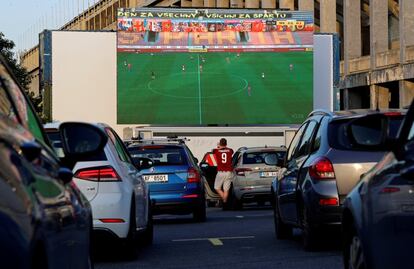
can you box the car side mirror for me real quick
[21,141,42,162]
[58,167,73,184]
[59,122,108,168]
[200,162,210,170]
[133,157,153,170]
[346,114,391,150]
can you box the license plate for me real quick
[143,174,168,183]
[260,172,278,177]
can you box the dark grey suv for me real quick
[270,109,405,250]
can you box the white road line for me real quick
[172,236,255,243]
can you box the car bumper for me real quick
[307,200,343,227]
[151,192,202,215]
[234,185,271,202]
[90,192,131,239]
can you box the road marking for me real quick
[209,238,223,246]
[172,236,255,246]
[236,215,244,218]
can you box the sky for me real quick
[0,0,97,55]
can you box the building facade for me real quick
[21,0,414,110]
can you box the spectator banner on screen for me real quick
[117,9,313,53]
[117,8,314,125]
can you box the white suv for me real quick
[44,122,153,247]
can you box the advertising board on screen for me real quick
[117,8,314,125]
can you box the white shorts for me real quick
[214,171,234,192]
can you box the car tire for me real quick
[231,196,243,210]
[229,187,242,210]
[140,199,154,246]
[345,228,366,269]
[273,197,292,239]
[193,198,207,222]
[301,206,319,251]
[125,199,138,257]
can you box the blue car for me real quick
[127,139,206,222]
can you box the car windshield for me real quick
[329,115,404,151]
[243,151,286,165]
[128,146,188,166]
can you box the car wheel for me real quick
[193,198,207,222]
[347,232,366,269]
[229,188,242,210]
[125,200,138,257]
[273,198,292,239]
[302,206,319,251]
[140,199,154,246]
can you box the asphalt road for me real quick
[94,204,342,269]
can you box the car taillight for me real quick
[235,168,252,176]
[99,218,125,223]
[319,198,339,206]
[74,166,121,182]
[309,157,335,180]
[380,187,400,194]
[187,167,200,183]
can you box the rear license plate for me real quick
[260,172,278,177]
[143,174,168,183]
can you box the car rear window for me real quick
[45,130,107,161]
[243,151,286,165]
[128,145,188,166]
[328,115,404,151]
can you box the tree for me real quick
[0,32,44,120]
[0,32,32,90]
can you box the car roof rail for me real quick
[307,109,334,117]
[124,136,190,146]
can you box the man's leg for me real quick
[215,189,225,200]
[214,172,225,201]
[222,190,229,203]
[222,173,233,203]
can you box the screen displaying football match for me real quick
[117,8,314,125]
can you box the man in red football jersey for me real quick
[213,138,234,203]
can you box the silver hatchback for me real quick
[230,147,286,209]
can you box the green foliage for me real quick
[0,32,32,90]
[0,32,45,122]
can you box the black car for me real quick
[271,109,405,250]
[0,55,107,268]
[342,102,414,269]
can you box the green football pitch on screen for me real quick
[117,51,313,125]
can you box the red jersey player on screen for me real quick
[212,138,234,204]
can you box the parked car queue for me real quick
[270,107,414,269]
[1,53,413,269]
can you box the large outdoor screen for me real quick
[117,8,314,125]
